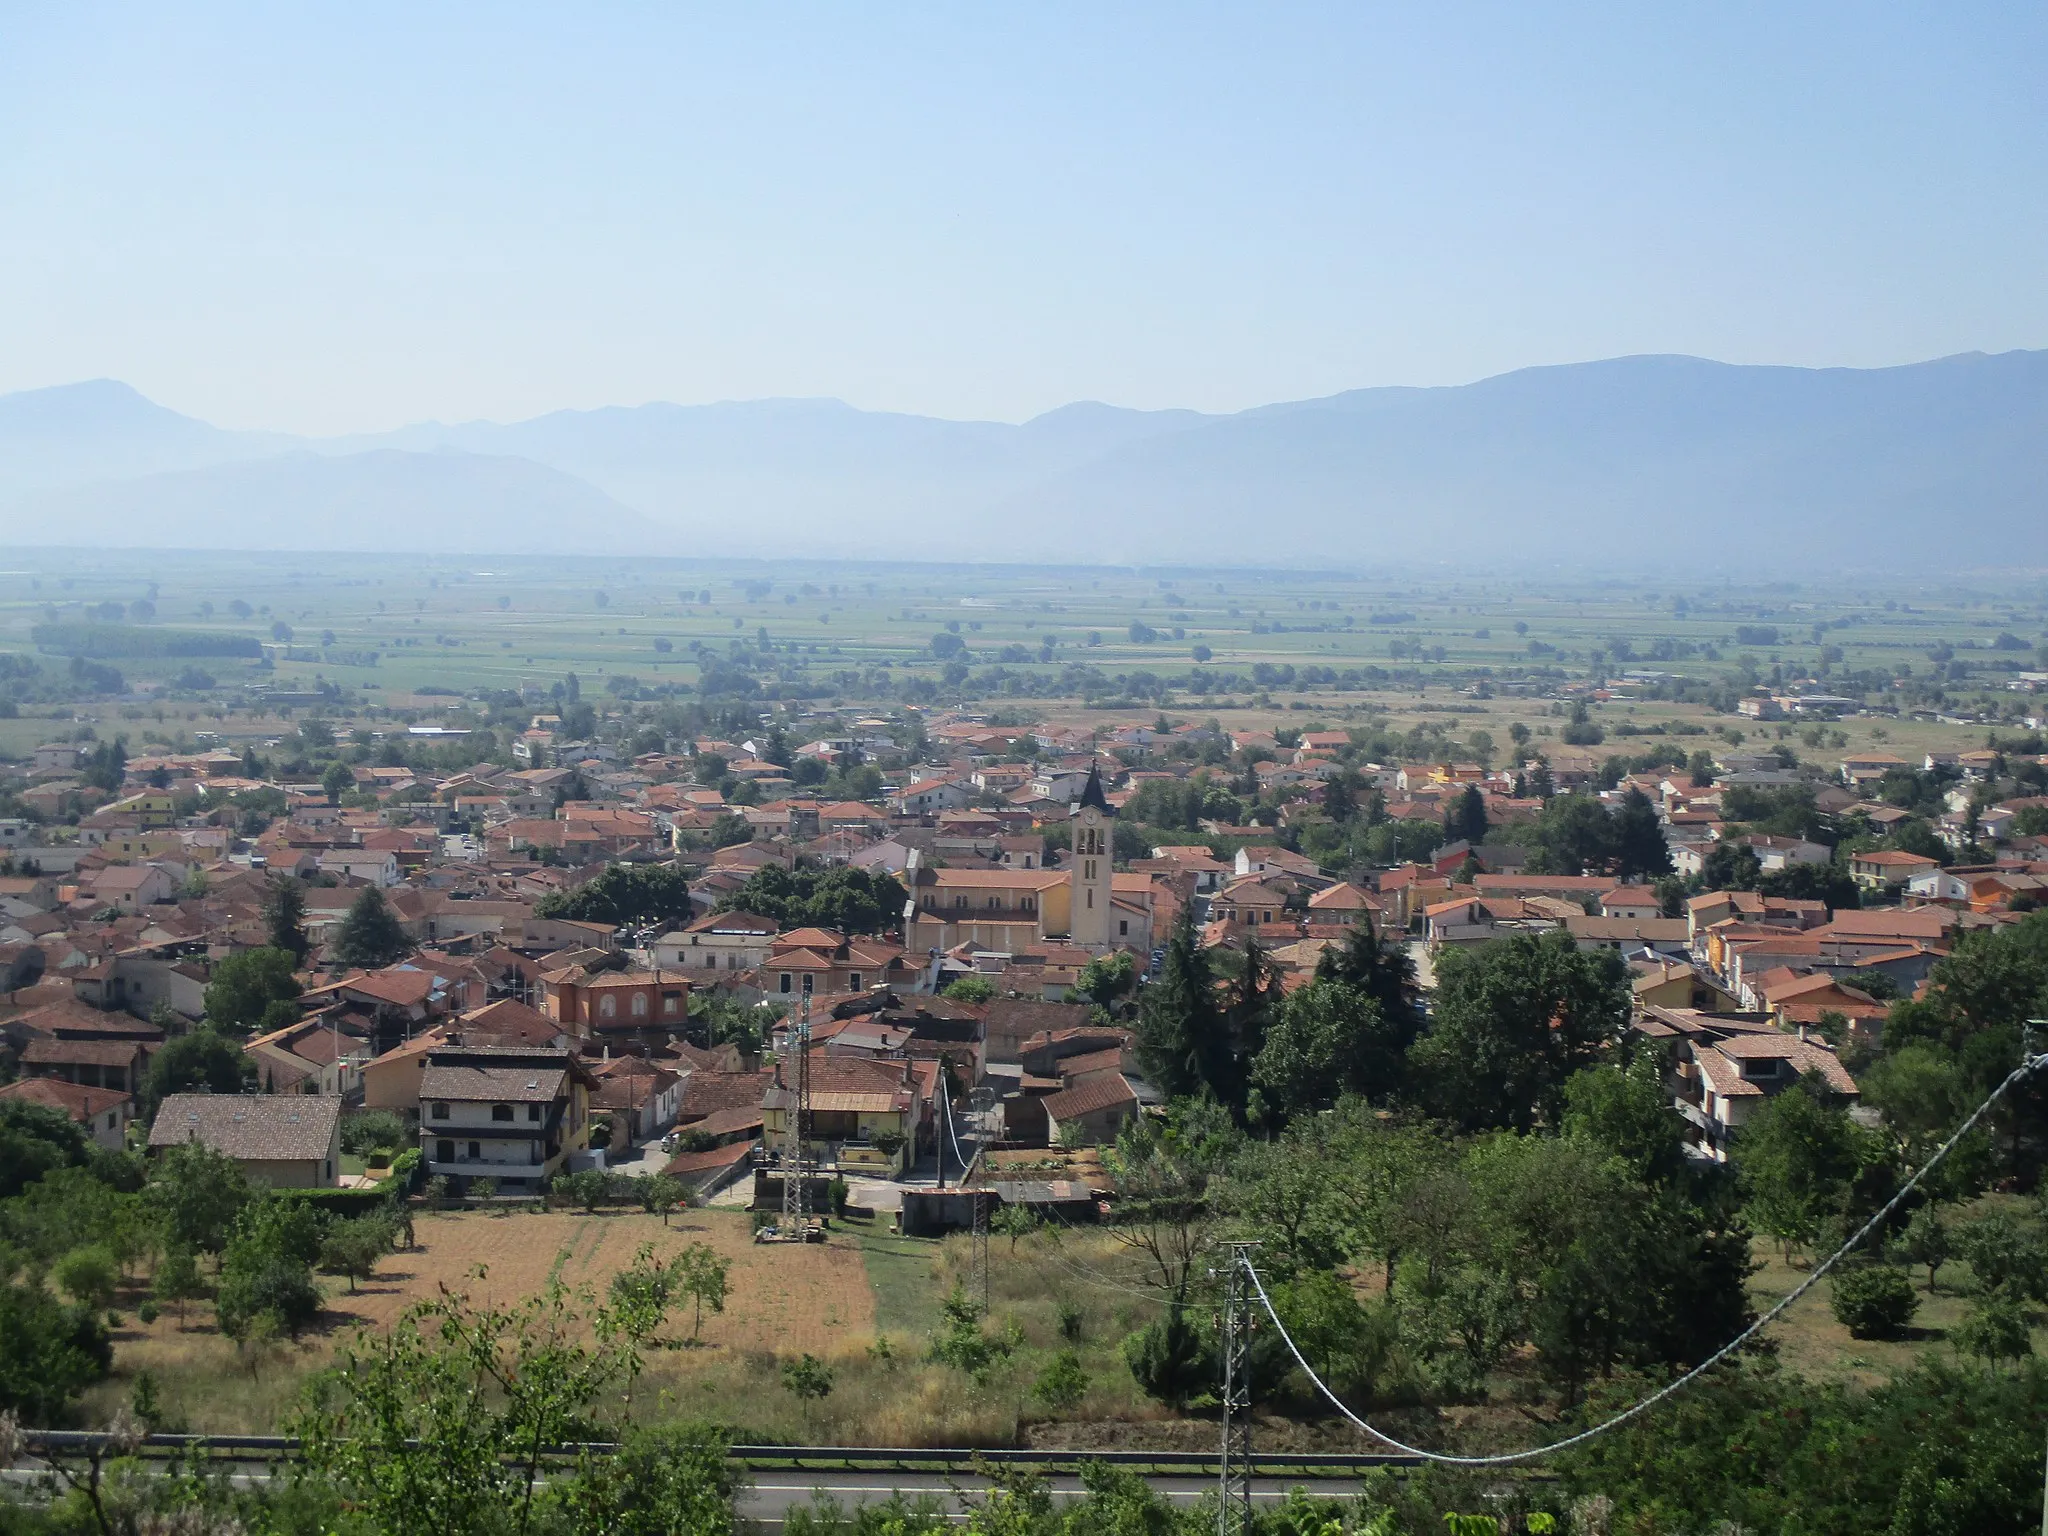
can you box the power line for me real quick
[1239,1049,2048,1468]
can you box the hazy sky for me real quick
[2,4,2043,434]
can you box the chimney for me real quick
[1797,1024,1808,1043]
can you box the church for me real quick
[900,766,1154,958]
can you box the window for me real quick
[1086,889,1094,909]
[631,992,648,1017]
[492,1104,514,1122]
[704,954,717,968]
[848,973,861,991]
[955,894,968,909]
[599,994,617,1018]
[431,1102,450,1120]
[528,1103,542,1122]
[988,896,1000,909]
[779,973,792,994]
[1022,896,1035,913]
[801,974,814,995]
[437,1139,454,1163]
[662,991,681,1014]
[1119,920,1129,936]
[467,1141,481,1160]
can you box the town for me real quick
[2,554,2047,1530]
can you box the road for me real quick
[3,1463,1366,1526]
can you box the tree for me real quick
[781,1352,834,1414]
[1408,931,1631,1132]
[203,946,303,1034]
[146,1140,252,1259]
[1445,784,1489,845]
[716,863,907,936]
[140,1026,255,1115]
[1133,909,1230,1102]
[1897,1207,1951,1291]
[1121,1308,1210,1409]
[1075,951,1136,1012]
[1611,787,1674,881]
[264,875,311,962]
[290,1277,722,1536]
[335,886,410,967]
[0,1099,90,1198]
[52,1245,119,1311]
[0,1277,111,1423]
[1830,1265,1919,1339]
[1735,1073,1870,1262]
[319,1215,395,1293]
[676,1242,732,1340]
[534,863,694,930]
[633,1173,685,1225]
[1314,923,1424,1049]
[942,975,996,1003]
[1251,981,1398,1118]
[1952,1297,2035,1368]
[320,758,354,805]
[152,1246,206,1327]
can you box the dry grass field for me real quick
[92,1209,880,1435]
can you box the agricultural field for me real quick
[81,1206,1187,1448]
[1,549,2044,769]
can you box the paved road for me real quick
[7,1463,1364,1525]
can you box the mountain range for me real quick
[4,350,2045,566]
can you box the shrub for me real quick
[340,1109,407,1159]
[1031,1348,1090,1411]
[1056,1300,1085,1343]
[1952,1297,2036,1368]
[555,1168,609,1213]
[137,1301,160,1325]
[1831,1265,1919,1340]
[53,1245,119,1311]
[469,1177,499,1203]
[1123,1308,1211,1408]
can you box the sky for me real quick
[1,3,2043,435]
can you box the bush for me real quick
[340,1109,407,1159]
[52,1245,119,1311]
[1952,1297,2037,1367]
[1031,1348,1090,1411]
[1831,1265,1919,1340]
[554,1168,610,1213]
[137,1301,159,1325]
[1123,1308,1211,1408]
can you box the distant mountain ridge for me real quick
[4,350,2045,565]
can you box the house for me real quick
[148,1093,342,1188]
[761,929,914,999]
[1306,882,1379,927]
[0,1077,134,1150]
[537,960,691,1039]
[1673,1032,1859,1162]
[419,1045,596,1191]
[1040,1068,1140,1146]
[589,1055,684,1145]
[85,864,178,914]
[1598,886,1665,920]
[762,1053,937,1177]
[1848,849,1941,892]
[649,910,779,974]
[894,777,975,816]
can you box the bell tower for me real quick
[1069,764,1115,950]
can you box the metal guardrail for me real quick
[17,1432,1421,1474]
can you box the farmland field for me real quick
[3,549,2044,770]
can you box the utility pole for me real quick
[970,1188,991,1315]
[1217,1242,1259,1536]
[779,1005,812,1238]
